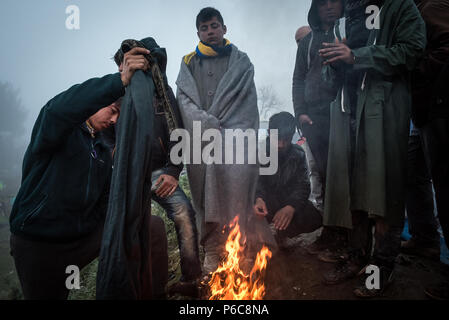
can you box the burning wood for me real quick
[208,216,272,300]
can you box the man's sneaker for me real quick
[401,238,440,261]
[424,282,449,300]
[353,266,394,298]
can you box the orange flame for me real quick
[208,216,272,300]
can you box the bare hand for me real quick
[273,206,295,230]
[254,197,268,217]
[155,174,179,198]
[120,47,151,86]
[319,39,354,65]
[299,114,313,126]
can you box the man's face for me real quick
[197,16,227,47]
[317,0,343,27]
[88,100,121,132]
[277,139,289,152]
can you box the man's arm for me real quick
[320,1,426,76]
[31,73,125,154]
[282,149,311,214]
[30,47,150,154]
[351,2,426,75]
[292,35,311,122]
[272,149,310,230]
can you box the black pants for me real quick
[265,200,323,239]
[405,133,440,245]
[421,118,449,248]
[349,211,402,269]
[301,115,330,198]
[10,215,168,300]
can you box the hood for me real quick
[308,0,321,31]
[120,37,168,73]
[308,0,346,31]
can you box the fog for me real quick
[0,0,312,190]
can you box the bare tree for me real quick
[258,85,283,121]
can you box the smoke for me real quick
[0,82,28,195]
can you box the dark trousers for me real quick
[421,118,449,248]
[406,133,440,245]
[301,115,330,199]
[10,215,168,300]
[350,211,402,269]
[265,200,323,238]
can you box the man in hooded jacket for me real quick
[292,0,346,259]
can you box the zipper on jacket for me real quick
[20,195,47,230]
[84,140,94,205]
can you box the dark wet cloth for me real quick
[96,37,171,300]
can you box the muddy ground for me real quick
[263,229,449,300]
[1,220,448,300]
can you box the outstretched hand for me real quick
[273,206,295,231]
[254,197,268,218]
[319,38,354,65]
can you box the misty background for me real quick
[0,0,311,197]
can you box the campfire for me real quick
[208,216,272,300]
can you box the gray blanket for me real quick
[176,45,259,242]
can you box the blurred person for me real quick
[319,0,426,297]
[253,112,322,249]
[292,0,345,259]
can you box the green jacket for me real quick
[10,73,124,242]
[324,0,426,228]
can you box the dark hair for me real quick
[196,7,224,30]
[113,49,123,67]
[269,112,297,141]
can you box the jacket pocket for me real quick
[20,193,48,230]
[365,81,393,119]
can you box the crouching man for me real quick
[254,112,322,248]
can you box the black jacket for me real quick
[256,143,311,215]
[412,0,449,126]
[9,73,125,242]
[151,86,183,178]
[292,0,340,119]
